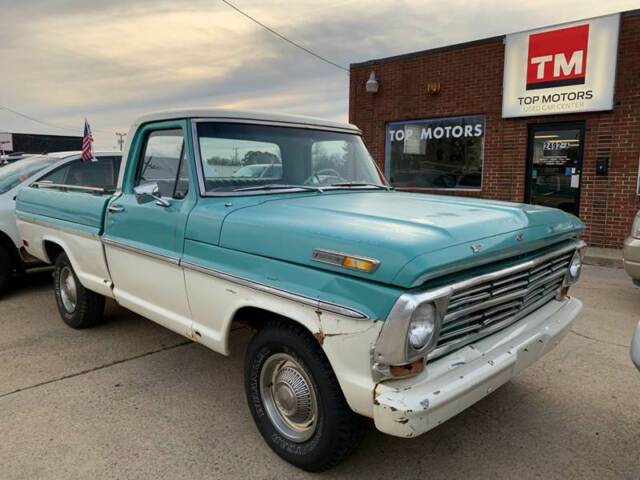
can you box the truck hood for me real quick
[218,191,584,288]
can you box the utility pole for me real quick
[115,132,127,151]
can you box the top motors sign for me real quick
[503,14,620,118]
[526,24,589,90]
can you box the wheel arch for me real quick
[0,230,21,271]
[226,304,322,352]
[40,237,85,287]
[43,238,65,264]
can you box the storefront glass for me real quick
[385,115,484,189]
[526,124,584,216]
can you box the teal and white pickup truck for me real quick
[16,109,586,471]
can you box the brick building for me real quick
[349,10,639,248]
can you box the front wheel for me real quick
[54,253,105,329]
[245,319,366,472]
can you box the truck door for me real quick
[102,120,196,337]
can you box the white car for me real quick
[0,151,121,295]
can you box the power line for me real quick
[0,104,113,135]
[220,0,349,72]
[0,105,80,133]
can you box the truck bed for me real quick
[16,185,115,298]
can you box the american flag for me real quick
[81,119,95,162]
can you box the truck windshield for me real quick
[0,156,58,195]
[196,122,387,194]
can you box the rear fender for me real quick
[21,222,115,299]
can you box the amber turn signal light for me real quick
[341,256,377,272]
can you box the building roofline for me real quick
[350,35,504,69]
[350,8,640,69]
[3,132,82,138]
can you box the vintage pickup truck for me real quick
[16,109,585,471]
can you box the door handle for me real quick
[108,204,125,213]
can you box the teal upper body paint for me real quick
[15,116,585,321]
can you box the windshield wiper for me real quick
[232,183,323,193]
[327,182,393,191]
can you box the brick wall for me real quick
[349,11,640,248]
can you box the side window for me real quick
[137,129,187,198]
[39,165,70,184]
[38,156,122,191]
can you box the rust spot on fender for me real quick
[313,331,325,345]
[373,383,381,405]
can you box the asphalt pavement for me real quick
[0,265,638,479]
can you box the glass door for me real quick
[525,123,584,216]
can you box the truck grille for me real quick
[429,243,578,359]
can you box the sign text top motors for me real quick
[503,13,620,118]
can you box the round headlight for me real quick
[408,302,436,349]
[568,251,582,281]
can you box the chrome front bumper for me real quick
[372,297,582,438]
[631,322,640,371]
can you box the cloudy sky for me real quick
[0,0,637,148]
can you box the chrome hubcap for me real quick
[260,353,318,442]
[59,266,77,313]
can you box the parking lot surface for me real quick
[0,265,638,479]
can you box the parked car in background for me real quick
[623,210,640,286]
[232,163,282,178]
[631,322,640,370]
[0,151,121,295]
[16,109,585,471]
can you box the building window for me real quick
[385,115,485,189]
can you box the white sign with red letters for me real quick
[502,13,620,118]
[0,133,13,152]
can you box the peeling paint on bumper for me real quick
[372,297,583,438]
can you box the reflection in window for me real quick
[196,123,383,193]
[386,115,484,189]
[200,137,282,181]
[138,129,185,198]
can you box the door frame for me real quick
[524,121,586,214]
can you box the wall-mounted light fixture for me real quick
[426,82,441,95]
[366,72,379,93]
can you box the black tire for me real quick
[0,244,12,296]
[245,319,366,472]
[53,253,105,329]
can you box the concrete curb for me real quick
[583,247,623,269]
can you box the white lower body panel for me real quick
[17,219,113,298]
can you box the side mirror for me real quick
[134,181,170,207]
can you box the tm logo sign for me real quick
[526,24,589,90]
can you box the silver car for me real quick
[623,210,640,286]
[632,322,640,370]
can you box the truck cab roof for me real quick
[131,108,361,133]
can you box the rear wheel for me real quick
[245,319,366,472]
[54,253,105,328]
